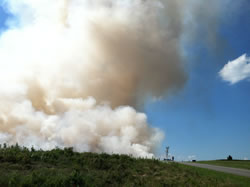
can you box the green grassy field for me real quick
[0,144,250,186]
[197,160,250,170]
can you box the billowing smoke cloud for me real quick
[0,96,164,157]
[0,0,224,157]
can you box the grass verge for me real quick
[197,160,250,170]
[0,144,250,186]
[178,163,250,187]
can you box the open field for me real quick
[179,164,250,186]
[0,145,250,186]
[197,160,250,170]
[181,162,250,178]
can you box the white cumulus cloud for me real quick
[219,54,250,84]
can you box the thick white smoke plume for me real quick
[0,96,163,157]
[0,0,223,157]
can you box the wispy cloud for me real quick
[219,54,250,84]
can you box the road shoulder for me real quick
[179,162,250,178]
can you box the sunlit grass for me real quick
[197,160,250,170]
[0,144,249,186]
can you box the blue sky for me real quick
[0,1,249,160]
[145,1,250,160]
[0,2,8,33]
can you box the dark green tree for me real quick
[227,155,233,160]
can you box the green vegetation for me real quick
[179,164,250,187]
[0,144,250,186]
[197,160,250,170]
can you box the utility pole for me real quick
[166,146,169,160]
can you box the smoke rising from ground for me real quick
[0,0,223,157]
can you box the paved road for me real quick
[180,162,250,178]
